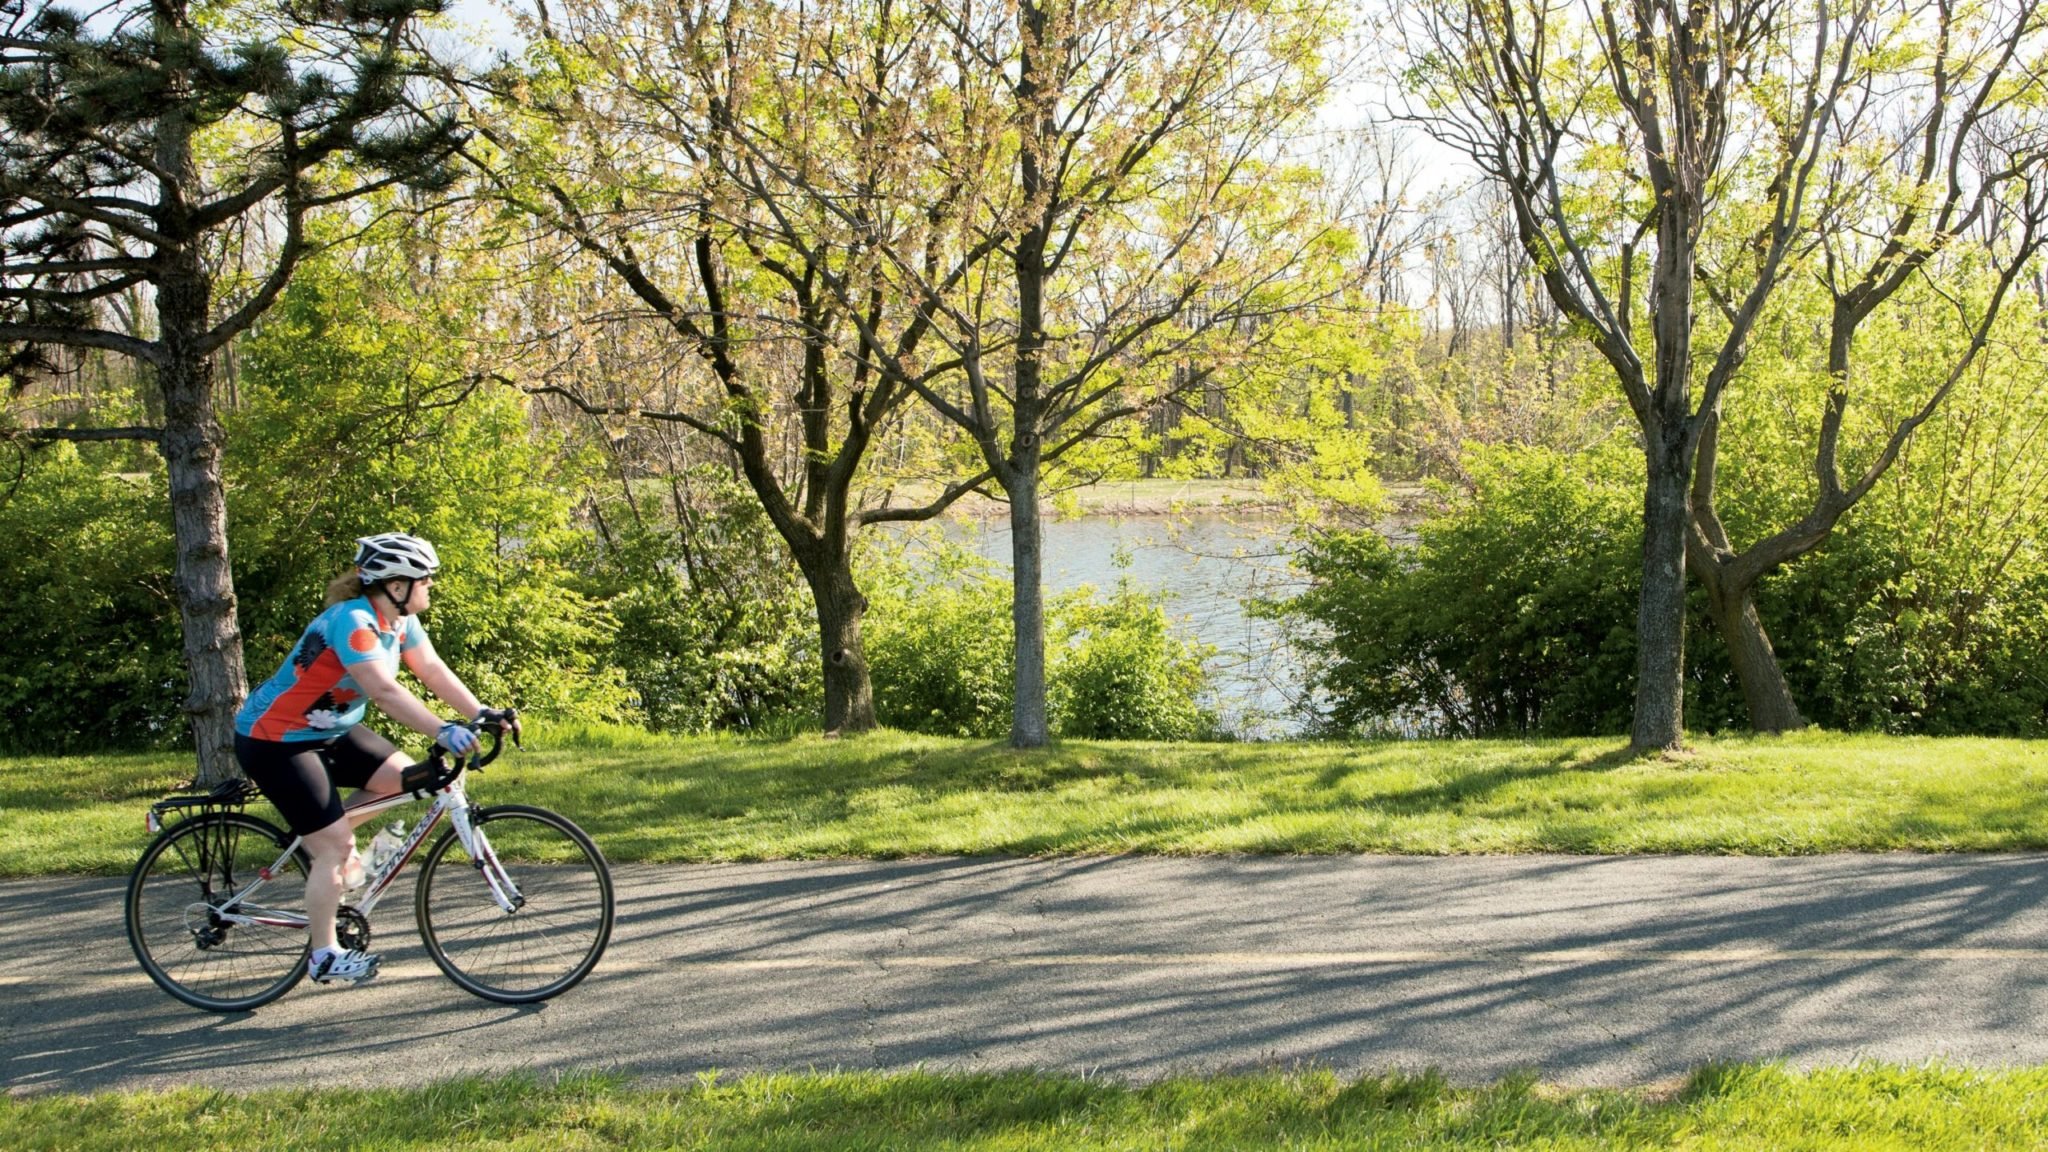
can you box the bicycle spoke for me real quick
[433,902,591,969]
[416,807,612,1003]
[128,814,310,1012]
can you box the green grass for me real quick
[4,728,2046,875]
[5,1064,2047,1150]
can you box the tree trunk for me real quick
[801,555,876,734]
[155,26,245,786]
[1689,405,1811,734]
[1633,96,1704,755]
[1008,465,1050,748]
[1632,434,1690,753]
[1704,581,1805,732]
[1005,0,1052,750]
[157,265,247,786]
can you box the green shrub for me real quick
[864,536,1218,739]
[1276,442,1648,737]
[1747,498,2048,734]
[0,443,186,751]
[1049,582,1218,740]
[864,547,1016,737]
[1278,435,2048,738]
[574,472,820,734]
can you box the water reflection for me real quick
[892,514,1309,738]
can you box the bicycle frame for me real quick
[202,775,523,934]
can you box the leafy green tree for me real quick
[431,0,998,736]
[1400,0,2048,747]
[1704,282,2048,733]
[710,0,1354,746]
[228,244,633,727]
[1,0,461,779]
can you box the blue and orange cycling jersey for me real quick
[235,596,425,743]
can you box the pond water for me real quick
[900,514,1314,738]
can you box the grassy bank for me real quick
[6,1065,2046,1150]
[3,729,2045,875]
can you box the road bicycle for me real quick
[126,711,613,1012]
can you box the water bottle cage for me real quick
[367,825,405,874]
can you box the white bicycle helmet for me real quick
[354,533,441,583]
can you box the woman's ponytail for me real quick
[325,567,367,606]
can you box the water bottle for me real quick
[367,822,406,876]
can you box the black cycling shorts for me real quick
[234,727,400,838]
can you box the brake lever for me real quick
[467,709,522,769]
[498,706,524,751]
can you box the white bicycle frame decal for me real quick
[204,776,522,932]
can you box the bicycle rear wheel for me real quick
[126,812,310,1012]
[414,804,613,1003]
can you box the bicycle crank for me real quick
[335,906,372,952]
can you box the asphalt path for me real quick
[6,854,2048,1094]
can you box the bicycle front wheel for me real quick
[414,804,614,1003]
[126,812,310,1012]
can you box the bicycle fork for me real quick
[448,803,524,914]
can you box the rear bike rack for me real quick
[146,777,260,835]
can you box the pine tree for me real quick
[1,0,461,780]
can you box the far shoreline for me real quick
[863,478,1424,522]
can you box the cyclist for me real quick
[232,532,495,986]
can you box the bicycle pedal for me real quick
[313,967,379,987]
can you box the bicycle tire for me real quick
[413,804,614,1003]
[126,812,311,1012]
